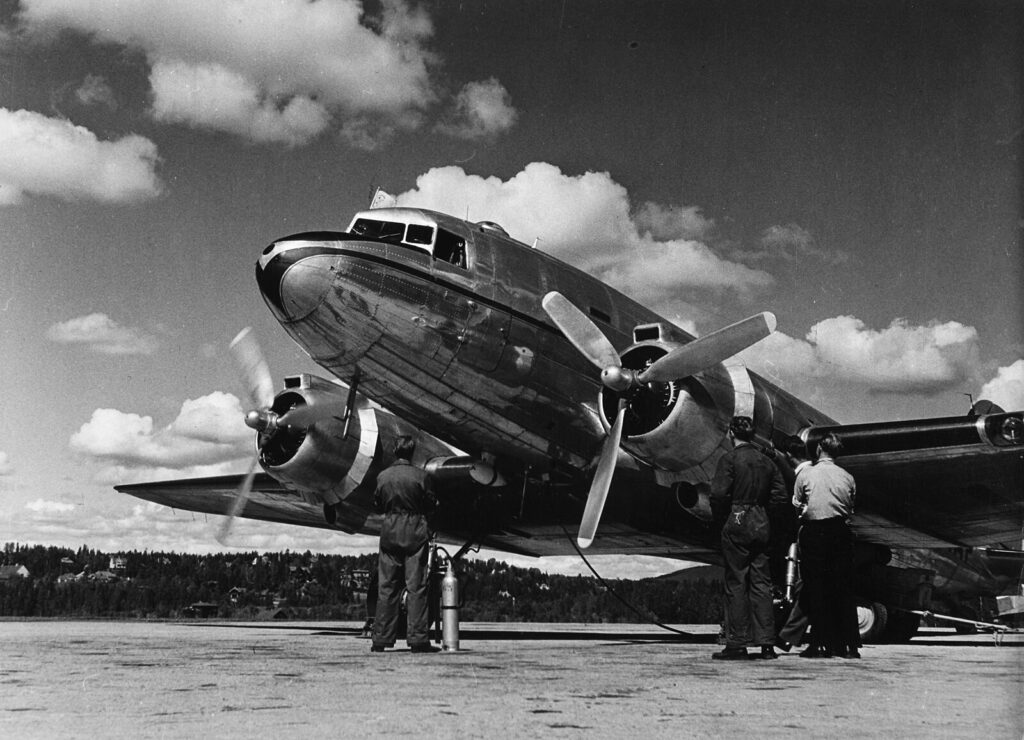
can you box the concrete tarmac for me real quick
[2,621,1021,739]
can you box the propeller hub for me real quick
[245,409,278,432]
[600,365,636,393]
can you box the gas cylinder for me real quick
[784,542,799,603]
[441,560,459,651]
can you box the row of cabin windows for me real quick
[350,218,467,269]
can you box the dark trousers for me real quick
[721,517,774,648]
[799,517,859,653]
[373,538,430,648]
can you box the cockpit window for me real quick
[351,218,406,243]
[435,229,467,268]
[406,224,434,245]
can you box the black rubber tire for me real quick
[857,602,888,643]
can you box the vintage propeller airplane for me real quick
[117,204,1024,641]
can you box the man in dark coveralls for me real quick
[710,416,788,660]
[371,435,438,653]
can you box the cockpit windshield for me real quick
[350,218,411,244]
[349,216,467,269]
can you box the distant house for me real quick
[109,556,127,574]
[228,586,248,604]
[89,570,119,583]
[183,602,219,618]
[0,565,29,583]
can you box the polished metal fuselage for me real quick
[257,208,829,484]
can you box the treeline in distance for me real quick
[0,543,723,624]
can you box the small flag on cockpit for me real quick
[369,188,397,209]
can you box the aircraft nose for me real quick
[256,240,333,321]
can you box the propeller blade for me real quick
[542,292,621,371]
[229,327,275,410]
[637,312,777,383]
[577,401,626,549]
[216,454,260,546]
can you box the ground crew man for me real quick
[793,432,860,659]
[710,416,788,660]
[371,435,439,653]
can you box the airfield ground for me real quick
[2,621,1021,738]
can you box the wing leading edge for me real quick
[116,474,343,532]
[802,410,1024,549]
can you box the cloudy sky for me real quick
[1,1,1021,577]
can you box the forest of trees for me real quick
[0,543,723,624]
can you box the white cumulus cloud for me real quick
[739,316,982,396]
[0,108,162,204]
[19,0,442,147]
[435,78,518,140]
[395,163,773,312]
[25,499,76,515]
[979,360,1024,410]
[634,202,715,242]
[46,313,159,355]
[70,391,252,471]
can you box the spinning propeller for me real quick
[218,328,328,544]
[541,292,776,548]
[217,327,274,545]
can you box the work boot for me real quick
[712,647,749,660]
[774,639,792,653]
[800,645,832,658]
[759,646,778,660]
[370,644,386,653]
[410,643,441,653]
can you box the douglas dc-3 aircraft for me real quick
[117,204,1024,641]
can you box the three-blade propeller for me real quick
[541,291,776,549]
[217,327,275,545]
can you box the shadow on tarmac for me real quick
[184,622,718,643]
[183,621,1022,647]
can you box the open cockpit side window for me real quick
[434,229,467,269]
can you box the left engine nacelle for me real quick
[257,374,371,502]
[256,374,469,505]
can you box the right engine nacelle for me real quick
[599,343,738,473]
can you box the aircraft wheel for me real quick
[857,602,888,643]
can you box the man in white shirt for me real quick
[792,433,860,659]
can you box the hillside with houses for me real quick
[0,543,723,623]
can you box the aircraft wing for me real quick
[803,411,1024,550]
[116,473,342,531]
